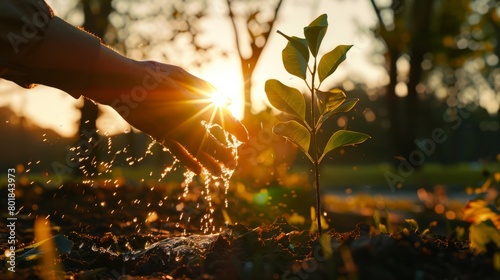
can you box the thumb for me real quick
[220,107,249,142]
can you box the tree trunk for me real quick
[75,0,113,178]
[385,50,402,160]
[402,0,434,159]
[225,0,283,120]
[242,59,255,118]
[76,100,99,177]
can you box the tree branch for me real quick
[226,0,244,60]
[258,0,283,57]
[369,0,387,32]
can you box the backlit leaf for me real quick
[273,120,310,155]
[331,98,358,113]
[463,199,500,230]
[318,98,359,129]
[282,40,308,79]
[318,45,352,82]
[317,89,346,114]
[265,79,306,120]
[321,130,370,161]
[278,32,309,79]
[470,221,500,254]
[304,14,328,57]
[405,219,419,232]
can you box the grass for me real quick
[318,162,499,191]
[2,162,498,192]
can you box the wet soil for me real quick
[0,182,498,279]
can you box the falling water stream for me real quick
[16,111,243,259]
[88,122,240,231]
[87,124,242,259]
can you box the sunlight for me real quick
[203,69,244,120]
[210,90,232,108]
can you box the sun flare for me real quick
[210,90,232,108]
[204,70,244,120]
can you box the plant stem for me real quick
[310,58,322,235]
[313,148,322,235]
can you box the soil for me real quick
[0,182,498,279]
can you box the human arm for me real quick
[0,0,247,175]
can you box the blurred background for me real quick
[0,0,499,226]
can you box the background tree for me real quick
[225,0,283,119]
[368,0,498,163]
[74,0,113,177]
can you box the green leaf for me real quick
[319,233,333,259]
[304,14,328,57]
[379,224,388,234]
[277,31,309,79]
[321,130,370,161]
[318,98,359,129]
[463,199,500,226]
[265,79,306,120]
[282,40,309,79]
[469,221,500,254]
[273,120,310,155]
[318,45,352,82]
[317,89,346,114]
[331,98,358,113]
[405,219,419,232]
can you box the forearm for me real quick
[0,3,137,105]
[22,16,100,98]
[23,16,138,104]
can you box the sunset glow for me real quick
[0,0,386,137]
[204,69,245,120]
[209,90,232,108]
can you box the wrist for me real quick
[21,16,141,105]
[82,45,138,105]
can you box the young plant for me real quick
[265,14,370,235]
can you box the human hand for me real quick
[109,61,248,176]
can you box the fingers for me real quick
[213,108,247,143]
[163,133,234,177]
[128,62,247,175]
[196,152,223,177]
[203,131,235,164]
[163,139,203,175]
[224,115,249,143]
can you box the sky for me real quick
[0,0,386,137]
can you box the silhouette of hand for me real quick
[108,61,248,176]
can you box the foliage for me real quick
[463,199,500,254]
[461,170,500,254]
[265,14,370,234]
[369,0,499,162]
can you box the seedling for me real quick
[265,14,370,235]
